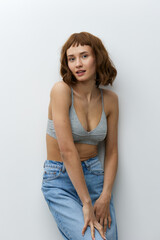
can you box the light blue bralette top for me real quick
[46,87,107,145]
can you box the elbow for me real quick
[60,148,78,162]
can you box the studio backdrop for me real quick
[0,0,160,239]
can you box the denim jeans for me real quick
[41,155,118,240]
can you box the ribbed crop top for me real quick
[46,87,107,145]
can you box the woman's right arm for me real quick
[50,82,106,240]
[50,82,91,204]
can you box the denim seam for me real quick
[44,164,62,169]
[89,170,104,176]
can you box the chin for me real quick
[76,77,89,81]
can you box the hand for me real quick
[93,194,112,234]
[82,201,106,240]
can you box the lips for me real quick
[76,70,86,73]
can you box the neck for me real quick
[72,81,99,102]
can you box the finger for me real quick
[90,223,95,240]
[96,215,100,223]
[94,221,106,240]
[82,221,88,236]
[94,212,100,223]
[100,217,104,226]
[103,218,108,234]
[93,205,96,213]
[108,215,112,228]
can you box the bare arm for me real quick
[50,82,91,205]
[101,91,119,202]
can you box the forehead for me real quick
[66,44,93,56]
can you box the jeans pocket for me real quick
[43,167,62,182]
[89,160,104,175]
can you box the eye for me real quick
[82,54,88,58]
[68,58,75,62]
[68,55,88,62]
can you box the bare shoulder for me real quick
[50,80,71,98]
[102,88,119,116]
[48,81,72,118]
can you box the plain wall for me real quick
[0,0,160,239]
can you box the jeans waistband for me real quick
[43,155,99,173]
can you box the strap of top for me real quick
[100,88,104,110]
[71,87,73,107]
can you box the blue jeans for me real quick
[41,155,118,240]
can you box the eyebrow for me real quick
[67,51,89,58]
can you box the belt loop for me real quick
[62,162,66,173]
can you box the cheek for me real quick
[68,62,73,71]
[88,59,96,71]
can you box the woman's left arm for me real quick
[93,90,119,232]
[101,90,119,200]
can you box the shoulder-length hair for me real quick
[60,32,117,88]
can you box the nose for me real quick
[75,57,83,67]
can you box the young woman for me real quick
[41,32,119,240]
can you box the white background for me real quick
[0,0,160,239]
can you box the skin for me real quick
[46,44,119,240]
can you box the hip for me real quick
[41,155,105,205]
[41,155,104,186]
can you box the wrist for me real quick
[101,190,112,202]
[82,198,92,206]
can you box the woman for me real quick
[41,32,119,240]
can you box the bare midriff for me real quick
[46,133,98,162]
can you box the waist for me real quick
[46,153,98,162]
[46,133,98,162]
[44,155,99,167]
